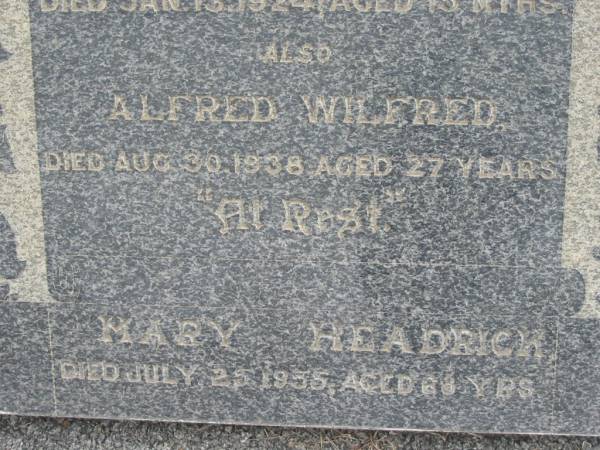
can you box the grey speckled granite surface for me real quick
[0,0,600,437]
[1,416,600,449]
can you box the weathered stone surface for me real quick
[0,0,599,436]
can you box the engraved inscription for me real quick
[57,359,537,401]
[109,94,277,124]
[98,316,242,349]
[38,0,570,16]
[308,322,546,358]
[55,313,554,407]
[43,151,559,182]
[105,94,499,128]
[301,96,497,127]
[259,42,332,64]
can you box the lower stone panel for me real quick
[48,302,558,433]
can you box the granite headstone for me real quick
[0,0,599,436]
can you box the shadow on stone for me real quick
[0,42,10,63]
[0,106,16,173]
[0,214,25,280]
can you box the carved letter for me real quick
[108,95,133,121]
[516,330,544,359]
[206,319,241,348]
[472,99,497,126]
[175,365,198,386]
[175,320,201,346]
[381,326,413,353]
[214,198,250,235]
[309,322,343,352]
[140,95,165,121]
[168,95,192,121]
[302,96,339,124]
[350,325,375,352]
[98,316,132,344]
[420,328,447,354]
[139,320,168,346]
[282,199,311,235]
